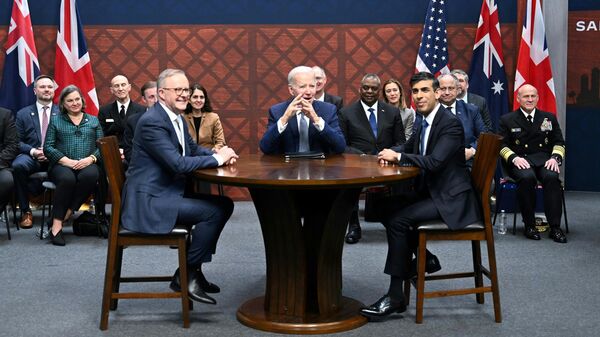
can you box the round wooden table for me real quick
[194,154,419,334]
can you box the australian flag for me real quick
[0,0,40,113]
[468,0,509,132]
[415,0,450,76]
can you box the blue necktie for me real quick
[298,114,310,152]
[420,119,429,155]
[368,107,377,138]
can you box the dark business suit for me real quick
[122,110,145,164]
[259,99,345,154]
[466,92,492,131]
[498,109,564,229]
[451,100,486,150]
[98,100,145,146]
[12,104,60,211]
[121,103,233,267]
[1,107,19,208]
[382,105,481,278]
[339,100,405,154]
[324,93,344,111]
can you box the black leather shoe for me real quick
[407,254,441,280]
[170,269,216,305]
[345,226,362,244]
[49,230,66,246]
[549,228,567,243]
[197,270,221,294]
[524,226,541,240]
[360,294,407,321]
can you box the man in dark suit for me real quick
[98,75,145,147]
[360,72,481,321]
[1,107,19,211]
[338,73,405,244]
[12,75,60,228]
[437,73,486,166]
[122,81,157,164]
[499,84,566,243]
[259,65,345,155]
[121,69,239,304]
[312,66,344,110]
[452,69,492,131]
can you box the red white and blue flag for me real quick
[0,0,40,113]
[468,0,509,131]
[54,0,99,115]
[514,0,557,114]
[415,0,450,76]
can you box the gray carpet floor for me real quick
[1,191,599,337]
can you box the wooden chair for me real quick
[97,136,192,330]
[404,132,503,323]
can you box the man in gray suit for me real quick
[452,69,492,131]
[312,66,344,110]
[12,75,60,228]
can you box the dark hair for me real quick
[140,81,157,97]
[58,85,86,114]
[34,75,55,87]
[185,84,213,113]
[382,78,407,109]
[409,72,439,91]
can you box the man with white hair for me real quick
[312,66,343,111]
[451,69,492,131]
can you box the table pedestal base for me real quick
[237,296,367,334]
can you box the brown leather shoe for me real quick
[19,211,33,229]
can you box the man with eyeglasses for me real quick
[122,69,239,305]
[98,75,145,148]
[338,73,406,244]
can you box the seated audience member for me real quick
[437,73,486,166]
[1,107,19,211]
[338,73,405,244]
[383,78,415,139]
[360,72,481,321]
[184,84,226,151]
[259,65,345,155]
[122,81,157,164]
[12,75,60,228]
[43,85,104,246]
[312,66,344,110]
[451,68,492,131]
[121,69,239,305]
[499,84,567,243]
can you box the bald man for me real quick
[98,75,145,147]
[498,84,566,243]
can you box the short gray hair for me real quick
[450,69,469,82]
[437,73,460,87]
[157,68,186,88]
[288,66,315,87]
[361,73,381,86]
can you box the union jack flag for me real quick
[514,0,557,114]
[54,0,99,115]
[415,0,450,76]
[468,0,509,131]
[0,0,40,113]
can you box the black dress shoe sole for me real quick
[360,305,407,321]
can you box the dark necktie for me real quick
[420,119,429,155]
[119,105,126,119]
[447,106,453,114]
[368,107,377,138]
[527,114,533,124]
[41,106,49,146]
[298,114,309,152]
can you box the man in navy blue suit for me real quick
[437,73,487,167]
[360,72,481,321]
[259,65,345,155]
[121,69,239,305]
[12,75,60,229]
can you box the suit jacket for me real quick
[98,100,145,145]
[452,100,486,149]
[259,100,345,154]
[121,103,219,234]
[0,107,19,169]
[183,111,226,150]
[15,104,60,154]
[498,109,565,167]
[122,110,145,164]
[466,92,492,131]
[324,93,344,111]
[338,100,405,154]
[394,106,481,230]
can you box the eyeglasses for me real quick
[162,87,190,96]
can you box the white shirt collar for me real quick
[520,108,536,119]
[117,98,131,113]
[361,100,378,116]
[444,101,457,114]
[160,102,180,123]
[424,103,441,125]
[36,101,52,113]
[315,92,325,102]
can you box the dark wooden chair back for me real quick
[471,132,503,226]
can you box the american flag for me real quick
[54,0,99,116]
[415,0,450,76]
[0,0,40,113]
[514,0,557,114]
[468,0,509,131]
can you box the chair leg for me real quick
[471,240,484,304]
[2,208,11,240]
[99,236,119,330]
[562,188,569,233]
[177,237,191,328]
[415,233,427,324]
[485,236,503,323]
[110,246,124,310]
[40,188,47,240]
